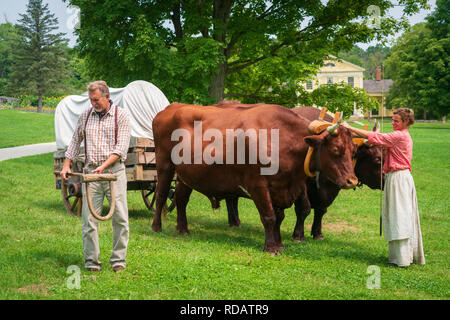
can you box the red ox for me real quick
[223,106,384,242]
[291,107,384,241]
[151,102,357,254]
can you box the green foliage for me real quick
[426,0,450,39]
[68,0,427,105]
[308,83,380,117]
[16,94,40,108]
[64,49,92,94]
[338,44,392,80]
[384,6,449,120]
[7,0,70,111]
[0,23,22,95]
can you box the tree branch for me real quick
[171,2,183,41]
[225,2,289,58]
[226,18,340,74]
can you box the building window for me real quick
[327,77,333,84]
[306,80,313,90]
[324,62,336,67]
[348,77,354,87]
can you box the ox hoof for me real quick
[292,237,306,243]
[151,224,162,233]
[313,234,324,240]
[264,246,282,256]
[177,228,190,235]
[229,221,241,228]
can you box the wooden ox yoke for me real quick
[303,108,342,179]
[55,171,117,221]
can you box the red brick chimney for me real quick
[376,67,381,81]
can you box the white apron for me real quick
[383,170,425,266]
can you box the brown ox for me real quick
[224,106,384,241]
[151,102,357,254]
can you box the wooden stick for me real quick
[54,171,117,182]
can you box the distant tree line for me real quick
[0,0,89,112]
[338,44,392,80]
[339,0,449,121]
[384,0,449,121]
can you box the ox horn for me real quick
[326,122,339,135]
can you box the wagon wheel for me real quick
[141,180,176,213]
[61,180,83,217]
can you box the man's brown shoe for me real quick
[113,265,125,272]
[86,267,100,272]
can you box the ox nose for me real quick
[343,176,358,189]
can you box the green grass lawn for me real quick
[0,115,448,300]
[0,109,55,148]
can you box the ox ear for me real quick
[304,134,325,148]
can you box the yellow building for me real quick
[303,55,366,116]
[363,77,394,118]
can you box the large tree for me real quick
[69,0,427,105]
[8,0,69,112]
[385,0,449,121]
[0,23,21,95]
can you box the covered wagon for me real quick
[53,80,175,217]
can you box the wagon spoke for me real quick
[141,180,176,213]
[61,182,82,217]
[77,199,82,216]
[70,196,79,211]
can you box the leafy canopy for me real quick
[385,0,449,119]
[68,0,428,110]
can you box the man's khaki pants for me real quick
[81,162,129,270]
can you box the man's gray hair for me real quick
[87,81,110,97]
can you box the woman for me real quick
[343,108,425,267]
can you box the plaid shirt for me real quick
[65,104,131,166]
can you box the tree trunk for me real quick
[209,63,227,103]
[37,95,43,113]
[443,115,446,124]
[208,0,233,103]
[423,109,427,120]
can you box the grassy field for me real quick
[0,110,449,300]
[0,109,55,148]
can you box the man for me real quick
[61,81,131,272]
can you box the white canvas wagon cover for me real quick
[54,80,170,150]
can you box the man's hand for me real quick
[92,154,120,174]
[92,165,105,174]
[60,158,72,181]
